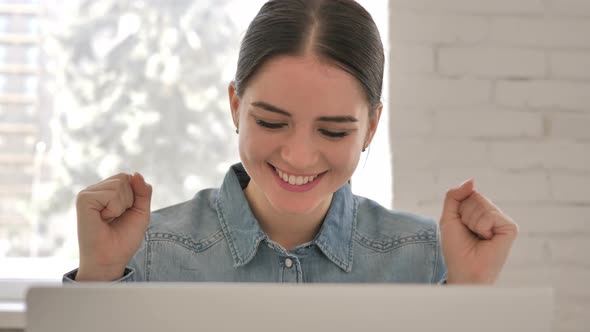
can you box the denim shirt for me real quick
[65,163,447,283]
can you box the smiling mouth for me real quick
[268,163,327,186]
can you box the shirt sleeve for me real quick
[62,267,136,283]
[62,232,149,283]
[432,223,448,285]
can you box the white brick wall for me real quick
[439,47,547,78]
[496,81,590,110]
[550,113,590,140]
[490,18,590,48]
[434,110,544,137]
[550,52,590,79]
[390,77,491,107]
[389,1,590,331]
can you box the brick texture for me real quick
[389,2,590,331]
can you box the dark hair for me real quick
[234,0,384,115]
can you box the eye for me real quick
[256,119,286,129]
[319,129,349,138]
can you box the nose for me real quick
[280,129,319,171]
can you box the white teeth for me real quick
[274,167,320,186]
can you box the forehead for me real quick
[243,55,368,117]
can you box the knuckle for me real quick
[479,209,496,220]
[474,220,492,233]
[114,172,129,179]
[117,179,127,192]
[110,200,125,214]
[506,221,519,235]
[76,190,88,205]
[444,188,454,198]
[475,193,490,206]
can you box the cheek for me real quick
[239,123,273,160]
[238,133,256,161]
[325,140,362,172]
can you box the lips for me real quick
[276,169,317,185]
[267,163,326,192]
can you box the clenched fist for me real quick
[75,172,152,281]
[440,179,518,284]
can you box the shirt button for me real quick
[284,258,293,268]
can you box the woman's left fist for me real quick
[439,179,519,284]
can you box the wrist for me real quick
[447,273,495,285]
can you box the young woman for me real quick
[66,0,518,284]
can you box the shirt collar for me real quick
[215,163,357,272]
[314,180,357,272]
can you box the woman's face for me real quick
[229,55,381,216]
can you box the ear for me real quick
[364,103,383,148]
[228,82,240,128]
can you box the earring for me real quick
[362,145,368,152]
[235,128,239,134]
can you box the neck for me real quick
[243,181,332,250]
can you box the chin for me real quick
[267,194,324,216]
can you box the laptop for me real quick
[26,283,554,332]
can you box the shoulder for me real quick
[146,188,224,249]
[353,195,439,250]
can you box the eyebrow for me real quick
[251,101,358,123]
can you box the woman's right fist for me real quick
[75,172,152,281]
